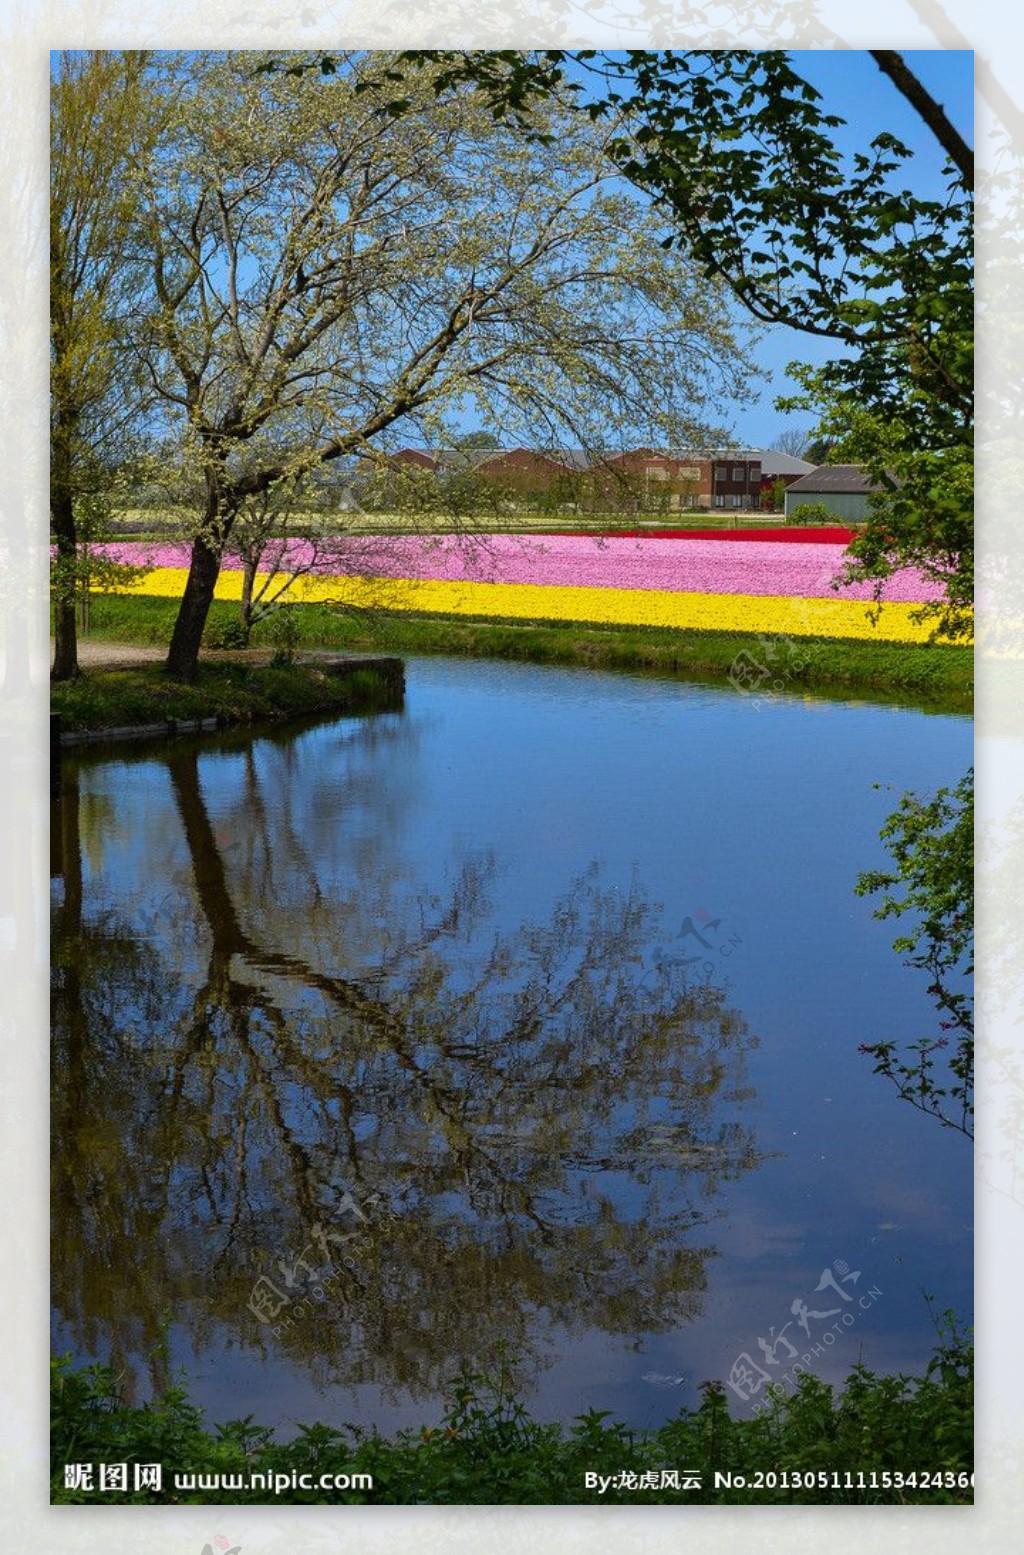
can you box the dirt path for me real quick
[69,640,167,667]
[57,640,363,669]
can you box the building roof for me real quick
[785,464,882,494]
[759,451,816,477]
[386,445,577,473]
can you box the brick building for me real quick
[377,445,797,514]
[473,448,578,504]
[590,450,713,512]
[711,453,762,510]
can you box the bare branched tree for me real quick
[126,51,756,679]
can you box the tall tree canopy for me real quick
[124,51,754,680]
[50,51,155,680]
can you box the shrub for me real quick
[203,617,250,650]
[788,501,834,525]
[265,607,301,666]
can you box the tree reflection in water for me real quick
[52,716,762,1411]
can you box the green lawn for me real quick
[69,594,973,713]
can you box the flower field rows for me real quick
[102,533,962,644]
[103,534,942,602]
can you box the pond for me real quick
[51,657,972,1436]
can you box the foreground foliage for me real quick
[52,1319,972,1504]
[857,768,974,1136]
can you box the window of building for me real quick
[732,465,745,481]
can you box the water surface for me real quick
[51,657,972,1432]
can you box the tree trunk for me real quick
[240,555,257,645]
[166,470,239,680]
[165,534,225,682]
[50,485,80,682]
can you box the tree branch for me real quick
[869,50,973,189]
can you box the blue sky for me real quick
[728,50,974,447]
[452,48,974,451]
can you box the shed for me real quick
[783,465,883,524]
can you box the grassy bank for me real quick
[52,1320,972,1505]
[51,656,401,735]
[78,594,973,710]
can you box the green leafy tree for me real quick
[788,501,833,526]
[760,476,787,512]
[855,769,973,1137]
[50,482,149,638]
[364,48,971,631]
[226,474,331,647]
[50,51,156,680]
[453,430,503,449]
[804,436,837,466]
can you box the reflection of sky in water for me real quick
[52,657,972,1430]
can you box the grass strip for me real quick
[74,595,973,712]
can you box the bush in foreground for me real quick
[52,1318,972,1505]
